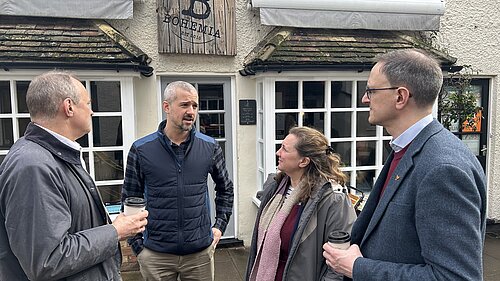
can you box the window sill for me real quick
[252,196,261,208]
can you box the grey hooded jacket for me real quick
[0,123,121,281]
[246,174,357,281]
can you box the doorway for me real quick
[441,78,489,171]
[160,77,236,238]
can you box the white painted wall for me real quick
[234,75,260,242]
[109,0,271,73]
[438,0,500,220]
[132,76,159,137]
[108,0,270,244]
[108,0,500,247]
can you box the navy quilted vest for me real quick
[134,128,215,255]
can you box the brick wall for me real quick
[120,241,139,272]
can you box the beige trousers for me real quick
[137,244,215,281]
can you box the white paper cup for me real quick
[123,197,146,216]
[328,241,350,250]
[328,231,351,250]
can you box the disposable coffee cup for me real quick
[328,231,351,250]
[123,197,146,216]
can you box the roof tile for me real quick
[0,15,152,76]
[242,28,457,74]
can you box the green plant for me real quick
[438,66,482,132]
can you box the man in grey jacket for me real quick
[323,49,486,280]
[0,71,148,281]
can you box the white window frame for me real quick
[0,71,137,206]
[255,72,392,192]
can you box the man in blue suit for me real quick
[323,49,487,280]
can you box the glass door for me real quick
[160,77,235,238]
[445,79,489,171]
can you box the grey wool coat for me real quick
[348,120,487,281]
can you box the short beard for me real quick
[177,123,192,132]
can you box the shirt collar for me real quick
[34,123,82,151]
[390,114,433,152]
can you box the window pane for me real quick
[16,81,30,113]
[199,84,224,110]
[462,134,480,155]
[76,134,89,148]
[275,143,281,167]
[258,83,263,107]
[94,151,124,181]
[83,152,90,172]
[97,184,122,204]
[90,81,121,112]
[276,113,297,140]
[331,81,352,108]
[18,118,30,136]
[275,82,298,109]
[356,170,375,193]
[303,112,324,133]
[0,119,14,149]
[357,81,368,108]
[303,81,324,108]
[92,117,123,147]
[331,141,351,167]
[356,141,376,166]
[344,171,353,186]
[356,111,375,137]
[383,140,391,163]
[0,154,5,165]
[219,141,225,156]
[383,127,390,136]
[258,142,264,166]
[258,171,265,189]
[258,113,263,139]
[199,113,224,138]
[0,81,11,113]
[331,112,351,138]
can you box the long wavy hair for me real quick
[283,126,347,202]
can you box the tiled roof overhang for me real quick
[0,16,153,77]
[240,28,459,76]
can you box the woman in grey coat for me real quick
[246,126,357,281]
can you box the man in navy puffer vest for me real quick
[122,81,234,281]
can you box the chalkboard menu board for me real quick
[239,99,256,125]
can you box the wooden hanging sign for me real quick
[157,0,236,56]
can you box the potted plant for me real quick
[438,66,482,133]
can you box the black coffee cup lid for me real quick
[328,231,350,243]
[124,197,146,206]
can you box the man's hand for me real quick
[112,211,148,240]
[323,243,363,278]
[212,227,222,247]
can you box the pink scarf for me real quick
[249,175,301,281]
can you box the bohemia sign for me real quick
[157,0,236,55]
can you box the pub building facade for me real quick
[0,0,498,270]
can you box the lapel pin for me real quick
[395,175,400,181]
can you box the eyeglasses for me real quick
[364,87,399,100]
